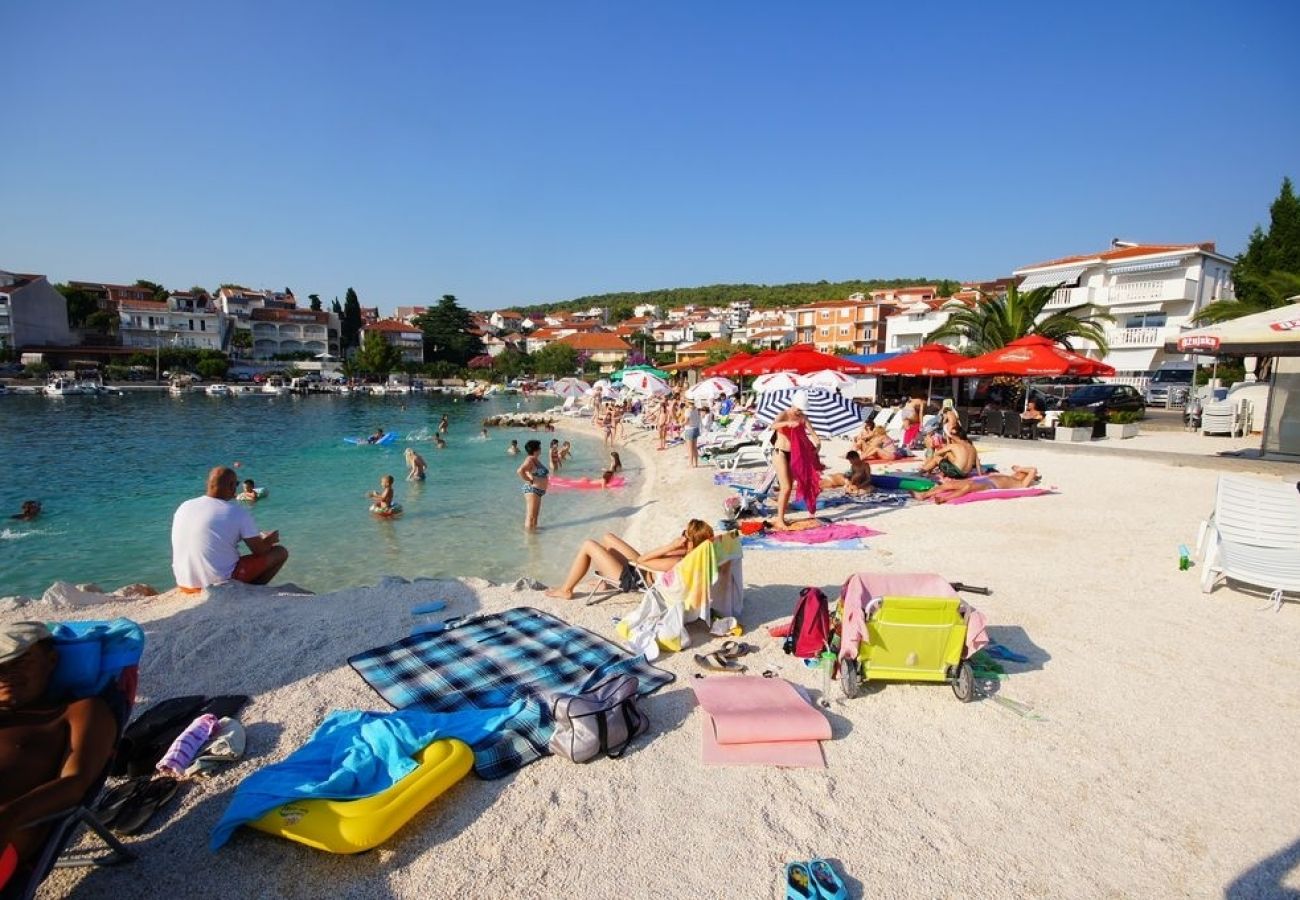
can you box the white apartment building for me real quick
[119,292,225,351]
[633,303,661,319]
[883,298,955,353]
[1013,241,1235,380]
[727,300,752,330]
[732,309,794,345]
[0,271,73,351]
[250,307,334,359]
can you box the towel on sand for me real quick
[211,703,524,849]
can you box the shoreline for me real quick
[9,424,1300,899]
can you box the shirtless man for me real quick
[916,466,1040,504]
[917,425,980,480]
[0,623,117,879]
[821,450,873,494]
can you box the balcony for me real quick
[1045,287,1091,309]
[1106,326,1170,348]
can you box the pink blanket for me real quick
[692,676,830,768]
[766,523,883,544]
[944,487,1053,505]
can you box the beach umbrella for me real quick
[754,388,866,437]
[749,344,868,375]
[800,369,857,391]
[752,372,804,393]
[703,353,751,377]
[862,343,968,376]
[1173,300,1300,356]
[953,335,1116,377]
[621,370,670,395]
[587,378,614,396]
[732,349,785,376]
[686,377,738,401]
[611,364,668,383]
[552,377,591,399]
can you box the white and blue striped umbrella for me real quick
[754,388,865,437]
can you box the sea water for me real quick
[0,391,636,598]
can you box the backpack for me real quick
[783,587,831,659]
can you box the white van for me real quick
[1144,362,1195,407]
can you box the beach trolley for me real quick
[837,573,976,703]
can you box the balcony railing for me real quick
[1107,327,1166,348]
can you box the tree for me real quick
[353,330,403,376]
[85,310,118,335]
[331,298,343,317]
[531,343,578,377]
[926,283,1114,354]
[1197,177,1300,323]
[196,358,228,379]
[230,329,252,357]
[342,288,363,350]
[55,283,98,327]
[308,294,322,312]
[412,295,485,366]
[492,349,531,380]
[135,280,168,302]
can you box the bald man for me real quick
[170,467,288,592]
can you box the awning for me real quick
[1017,265,1088,292]
[1166,300,1300,357]
[1109,257,1186,276]
[1108,301,1166,314]
[1099,347,1158,374]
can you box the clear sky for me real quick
[2,1,1296,313]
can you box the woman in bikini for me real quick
[916,466,1040,503]
[855,425,901,461]
[771,405,821,529]
[545,519,714,599]
[517,439,550,531]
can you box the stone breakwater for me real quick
[482,413,557,428]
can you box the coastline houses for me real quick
[0,271,74,352]
[1011,241,1236,384]
[119,291,224,351]
[793,293,898,355]
[555,331,633,373]
[361,319,424,364]
[249,307,333,359]
[66,280,156,315]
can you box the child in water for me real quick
[368,474,396,512]
[559,441,572,464]
[236,479,259,502]
[507,439,520,455]
[434,434,447,450]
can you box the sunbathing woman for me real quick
[855,425,902,461]
[545,519,714,599]
[915,466,1040,504]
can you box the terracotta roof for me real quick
[252,307,329,324]
[746,329,792,340]
[494,310,523,319]
[1018,242,1218,272]
[557,332,633,352]
[678,337,732,354]
[363,319,422,334]
[662,359,709,371]
[622,316,652,325]
[528,328,561,340]
[794,299,873,310]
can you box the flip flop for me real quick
[693,652,747,673]
[785,862,817,899]
[717,640,755,660]
[809,859,849,900]
[111,776,180,836]
[93,776,152,828]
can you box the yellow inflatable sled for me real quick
[248,738,473,853]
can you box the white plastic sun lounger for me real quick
[1197,474,1300,611]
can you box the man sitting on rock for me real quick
[0,622,118,883]
[170,466,288,592]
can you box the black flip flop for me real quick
[93,777,151,828]
[111,776,180,836]
[717,641,755,660]
[693,652,747,673]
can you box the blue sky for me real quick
[2,2,1296,312]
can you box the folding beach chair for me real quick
[732,466,778,516]
[7,619,145,900]
[1196,474,1300,610]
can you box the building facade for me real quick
[0,271,73,351]
[793,295,898,355]
[362,320,424,363]
[250,307,332,359]
[119,292,225,351]
[1012,242,1236,381]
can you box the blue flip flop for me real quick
[809,859,848,900]
[785,862,817,900]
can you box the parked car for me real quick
[1144,363,1195,407]
[1060,383,1145,416]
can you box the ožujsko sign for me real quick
[1177,334,1221,352]
[1268,316,1300,332]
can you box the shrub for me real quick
[1058,410,1096,427]
[1108,410,1143,425]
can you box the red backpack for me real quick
[783,587,831,659]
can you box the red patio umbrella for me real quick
[953,335,1115,377]
[747,344,867,375]
[732,348,785,376]
[703,352,751,377]
[862,343,968,376]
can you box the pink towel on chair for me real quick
[837,572,988,661]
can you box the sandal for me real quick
[111,776,180,836]
[693,652,747,673]
[717,640,755,660]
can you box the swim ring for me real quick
[369,503,403,517]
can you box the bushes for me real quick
[1107,410,1143,425]
[1057,410,1096,428]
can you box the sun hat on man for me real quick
[0,621,52,664]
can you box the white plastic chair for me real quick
[1197,474,1300,611]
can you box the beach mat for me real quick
[742,523,882,551]
[943,488,1055,505]
[692,676,829,768]
[870,473,937,492]
[349,607,674,779]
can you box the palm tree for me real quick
[1192,270,1300,324]
[926,283,1114,355]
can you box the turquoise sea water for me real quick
[0,391,637,598]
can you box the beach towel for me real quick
[743,536,869,552]
[786,426,824,514]
[837,573,989,661]
[942,487,1054,505]
[692,676,830,768]
[765,523,882,544]
[617,534,745,657]
[349,607,674,779]
[210,704,524,849]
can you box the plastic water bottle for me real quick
[1178,544,1191,571]
[818,651,836,707]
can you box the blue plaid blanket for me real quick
[348,607,674,779]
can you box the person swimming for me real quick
[366,427,385,444]
[507,439,520,455]
[10,500,41,521]
[236,479,259,502]
[367,474,396,511]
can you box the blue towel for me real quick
[211,702,524,849]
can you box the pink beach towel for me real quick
[692,676,831,768]
[765,523,884,544]
[943,487,1054,505]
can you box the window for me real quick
[819,327,829,337]
[839,326,849,336]
[820,310,831,319]
[200,320,206,331]
[1124,313,1167,328]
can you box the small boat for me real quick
[262,376,289,396]
[206,383,233,397]
[370,385,387,396]
[44,376,83,397]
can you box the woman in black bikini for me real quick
[770,405,821,529]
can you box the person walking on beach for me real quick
[683,403,703,468]
[404,447,427,481]
[518,439,549,531]
[171,466,288,591]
